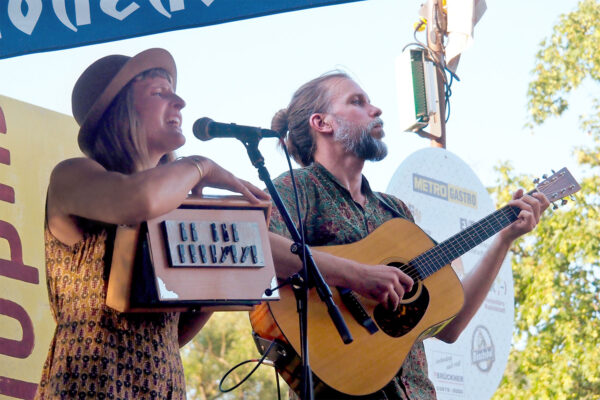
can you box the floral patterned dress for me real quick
[35,225,186,400]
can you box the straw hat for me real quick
[72,48,177,153]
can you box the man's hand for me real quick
[499,189,550,243]
[347,264,414,311]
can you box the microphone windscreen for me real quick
[193,117,213,141]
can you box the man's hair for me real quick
[87,68,174,174]
[272,71,351,166]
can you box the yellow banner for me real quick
[0,96,81,399]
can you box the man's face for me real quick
[325,78,387,161]
[334,117,388,161]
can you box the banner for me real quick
[0,0,363,59]
[0,96,81,399]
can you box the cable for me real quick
[405,36,460,124]
[281,141,313,400]
[218,340,276,393]
[275,366,282,400]
[282,144,306,258]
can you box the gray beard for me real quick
[334,117,388,161]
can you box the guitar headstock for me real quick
[533,167,581,207]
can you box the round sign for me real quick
[386,147,514,400]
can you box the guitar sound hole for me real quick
[372,262,430,338]
[390,262,420,300]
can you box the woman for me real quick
[35,48,269,399]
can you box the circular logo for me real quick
[471,325,495,372]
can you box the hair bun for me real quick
[271,108,289,136]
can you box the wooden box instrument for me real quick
[106,196,279,312]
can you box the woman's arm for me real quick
[47,156,268,245]
[178,311,213,347]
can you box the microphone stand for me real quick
[239,135,353,400]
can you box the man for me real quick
[265,72,548,399]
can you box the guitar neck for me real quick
[409,204,521,279]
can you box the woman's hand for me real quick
[189,156,270,203]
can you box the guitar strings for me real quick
[398,205,520,281]
[411,206,518,278]
[397,175,568,281]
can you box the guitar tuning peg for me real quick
[542,174,548,179]
[552,202,558,210]
[570,195,576,201]
[551,169,556,174]
[533,178,540,184]
[561,199,568,206]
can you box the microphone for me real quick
[193,117,282,141]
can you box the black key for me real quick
[179,222,188,241]
[221,223,230,242]
[209,244,217,263]
[230,245,237,263]
[178,244,186,263]
[210,223,219,242]
[231,224,239,242]
[189,245,198,263]
[219,246,230,263]
[190,223,198,242]
[240,246,250,263]
[199,244,207,263]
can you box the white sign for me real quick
[387,147,513,400]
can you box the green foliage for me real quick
[181,312,290,400]
[503,3,600,395]
[527,0,600,126]
[491,159,600,399]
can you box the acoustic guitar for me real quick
[250,168,580,396]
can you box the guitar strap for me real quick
[375,191,439,245]
[373,192,408,220]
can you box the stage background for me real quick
[0,96,81,399]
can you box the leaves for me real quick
[492,161,600,399]
[181,312,290,400]
[502,4,600,395]
[527,0,600,126]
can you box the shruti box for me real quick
[106,195,279,312]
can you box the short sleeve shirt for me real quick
[269,163,437,400]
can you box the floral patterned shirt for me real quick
[269,162,437,400]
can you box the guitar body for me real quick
[250,218,465,396]
[251,167,581,396]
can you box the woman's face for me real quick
[132,75,186,164]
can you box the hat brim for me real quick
[77,48,177,152]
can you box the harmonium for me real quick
[106,195,279,312]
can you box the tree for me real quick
[181,312,290,400]
[494,1,600,398]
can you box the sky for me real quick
[0,0,594,196]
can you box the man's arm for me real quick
[436,189,549,343]
[269,232,413,310]
[267,171,413,309]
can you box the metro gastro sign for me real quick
[412,173,478,209]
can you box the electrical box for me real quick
[395,48,441,137]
